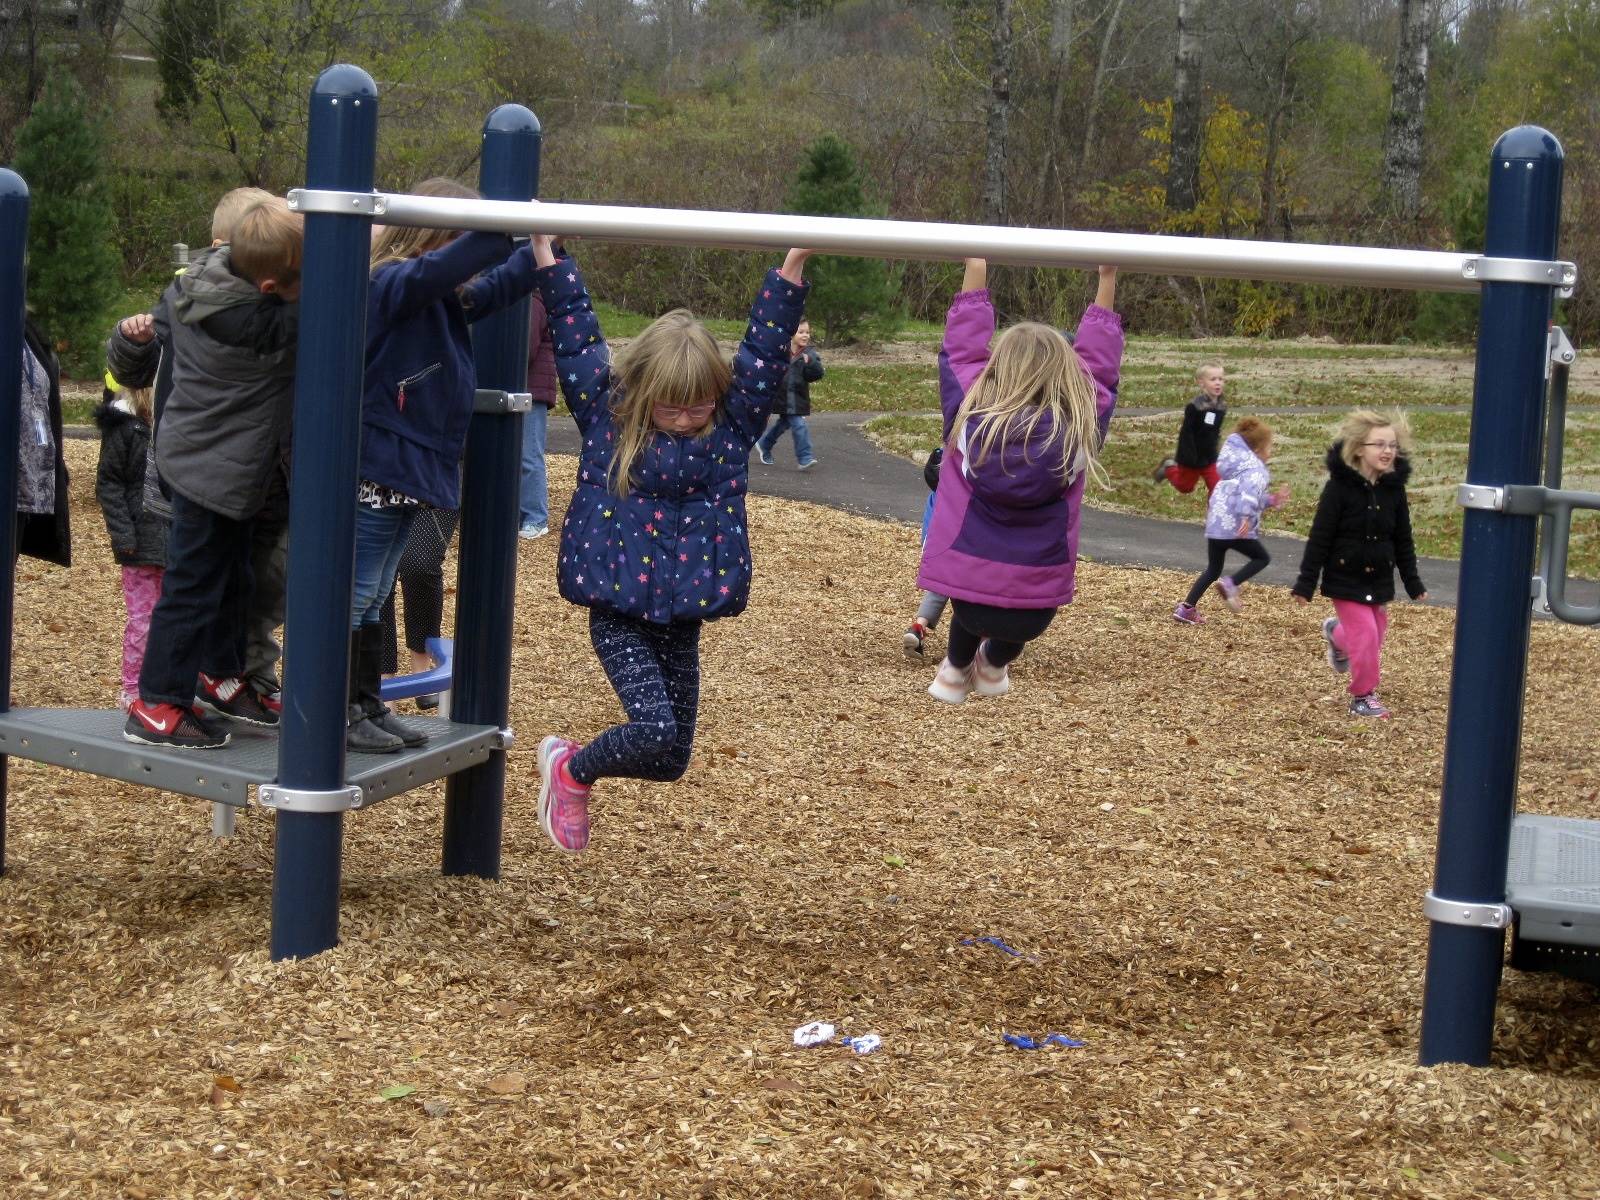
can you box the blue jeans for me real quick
[757,413,814,466]
[519,403,550,529]
[351,504,419,629]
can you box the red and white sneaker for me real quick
[123,699,230,749]
[538,736,591,853]
[196,673,279,727]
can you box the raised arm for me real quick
[370,231,516,324]
[722,250,812,442]
[531,247,611,433]
[106,313,161,390]
[460,242,539,323]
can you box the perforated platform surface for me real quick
[1506,813,1600,947]
[0,707,499,808]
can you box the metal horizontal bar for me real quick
[347,191,1572,294]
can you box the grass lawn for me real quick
[864,409,1600,578]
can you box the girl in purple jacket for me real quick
[917,258,1122,703]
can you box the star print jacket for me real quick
[536,257,808,624]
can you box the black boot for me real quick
[360,623,427,748]
[347,629,402,753]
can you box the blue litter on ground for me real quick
[841,1034,882,1055]
[960,936,1026,957]
[1003,1033,1085,1050]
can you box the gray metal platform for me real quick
[0,707,500,809]
[1506,813,1600,946]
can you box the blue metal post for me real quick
[0,169,28,876]
[1419,127,1564,1066]
[441,105,541,878]
[270,66,379,960]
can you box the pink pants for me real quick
[1329,598,1388,697]
[121,565,164,697]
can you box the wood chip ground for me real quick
[1,443,1597,1198]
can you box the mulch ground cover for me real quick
[1,443,1597,1198]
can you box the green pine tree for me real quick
[785,135,900,344]
[13,72,122,375]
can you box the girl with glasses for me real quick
[1291,409,1429,719]
[529,235,813,852]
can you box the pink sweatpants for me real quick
[1329,598,1388,697]
[121,565,164,697]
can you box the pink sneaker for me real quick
[538,736,590,852]
[1214,577,1243,612]
[972,641,1011,697]
[1172,602,1206,625]
[928,658,975,704]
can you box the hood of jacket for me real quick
[171,245,262,328]
[1215,432,1261,480]
[93,397,144,433]
[1326,440,1412,489]
[961,409,1078,510]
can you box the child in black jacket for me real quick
[95,387,167,710]
[1154,361,1227,494]
[1292,409,1428,719]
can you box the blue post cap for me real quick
[483,104,540,137]
[1492,125,1563,164]
[0,168,28,200]
[310,63,378,103]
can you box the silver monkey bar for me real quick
[286,189,1576,295]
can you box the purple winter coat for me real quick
[1203,433,1273,540]
[916,288,1123,609]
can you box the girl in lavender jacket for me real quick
[917,258,1122,703]
[1173,416,1288,624]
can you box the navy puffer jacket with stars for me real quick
[536,257,808,624]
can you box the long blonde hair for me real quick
[1337,408,1412,469]
[954,322,1102,484]
[606,309,732,495]
[127,386,153,425]
[370,177,479,272]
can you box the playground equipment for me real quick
[0,68,1593,1069]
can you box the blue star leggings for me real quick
[568,608,701,786]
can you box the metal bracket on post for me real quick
[473,389,532,414]
[286,188,388,217]
[494,728,515,751]
[259,783,363,813]
[1457,484,1506,512]
[1461,255,1577,297]
[1548,325,1576,373]
[1424,891,1515,931]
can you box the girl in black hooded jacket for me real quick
[1292,409,1427,719]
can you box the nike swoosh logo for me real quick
[142,713,175,733]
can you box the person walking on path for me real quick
[756,319,822,471]
[519,286,559,538]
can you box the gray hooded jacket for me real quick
[153,245,297,521]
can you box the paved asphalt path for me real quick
[546,410,1600,614]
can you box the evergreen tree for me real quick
[13,71,122,374]
[785,135,900,344]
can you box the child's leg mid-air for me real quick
[1325,599,1390,718]
[904,590,949,657]
[1175,539,1269,622]
[538,609,701,853]
[930,600,1054,703]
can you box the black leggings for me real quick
[947,599,1057,669]
[1184,538,1270,607]
[380,504,459,673]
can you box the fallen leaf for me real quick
[486,1073,527,1095]
[212,1075,242,1093]
[379,1084,417,1101]
[882,853,906,869]
[491,1000,520,1018]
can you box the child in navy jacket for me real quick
[348,177,539,753]
[531,233,812,852]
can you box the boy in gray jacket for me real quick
[118,198,302,749]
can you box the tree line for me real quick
[4,0,1597,370]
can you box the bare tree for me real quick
[1165,0,1203,213]
[1077,0,1129,170]
[1032,0,1076,211]
[1381,0,1435,220]
[981,0,1014,225]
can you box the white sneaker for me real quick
[972,642,1011,697]
[928,658,975,704]
[519,523,549,540]
[756,446,774,466]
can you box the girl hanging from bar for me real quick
[529,232,812,853]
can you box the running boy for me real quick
[1154,362,1227,494]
